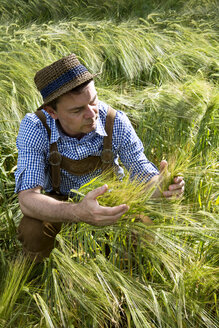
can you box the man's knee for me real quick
[18,215,61,253]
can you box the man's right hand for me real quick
[75,184,129,226]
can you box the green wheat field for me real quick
[0,0,218,327]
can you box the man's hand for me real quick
[160,160,185,198]
[76,184,129,226]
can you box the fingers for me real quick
[163,187,184,198]
[159,160,168,172]
[173,176,184,184]
[98,204,129,217]
[85,204,129,227]
[93,205,129,226]
[78,188,130,226]
[168,179,184,191]
[163,177,185,198]
[86,184,108,199]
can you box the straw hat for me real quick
[34,53,93,110]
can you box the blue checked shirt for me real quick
[15,101,159,195]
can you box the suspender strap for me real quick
[49,142,61,193]
[101,107,116,170]
[35,110,51,138]
[104,107,116,150]
[35,106,116,193]
[35,111,61,193]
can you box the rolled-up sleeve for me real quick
[115,111,159,182]
[14,114,48,193]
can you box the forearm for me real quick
[18,188,80,223]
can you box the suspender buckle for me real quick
[101,149,114,164]
[49,151,62,166]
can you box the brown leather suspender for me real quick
[35,107,116,193]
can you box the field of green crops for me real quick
[0,0,218,327]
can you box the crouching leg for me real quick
[17,216,62,262]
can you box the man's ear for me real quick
[44,106,58,120]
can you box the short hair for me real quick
[46,79,93,111]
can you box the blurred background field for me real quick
[0,0,218,327]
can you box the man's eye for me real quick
[71,108,82,113]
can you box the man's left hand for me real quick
[160,160,185,198]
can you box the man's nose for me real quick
[84,105,97,119]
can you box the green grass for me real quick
[0,0,218,326]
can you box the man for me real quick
[15,53,184,261]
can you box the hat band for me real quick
[40,64,88,100]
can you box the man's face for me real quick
[45,81,99,138]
